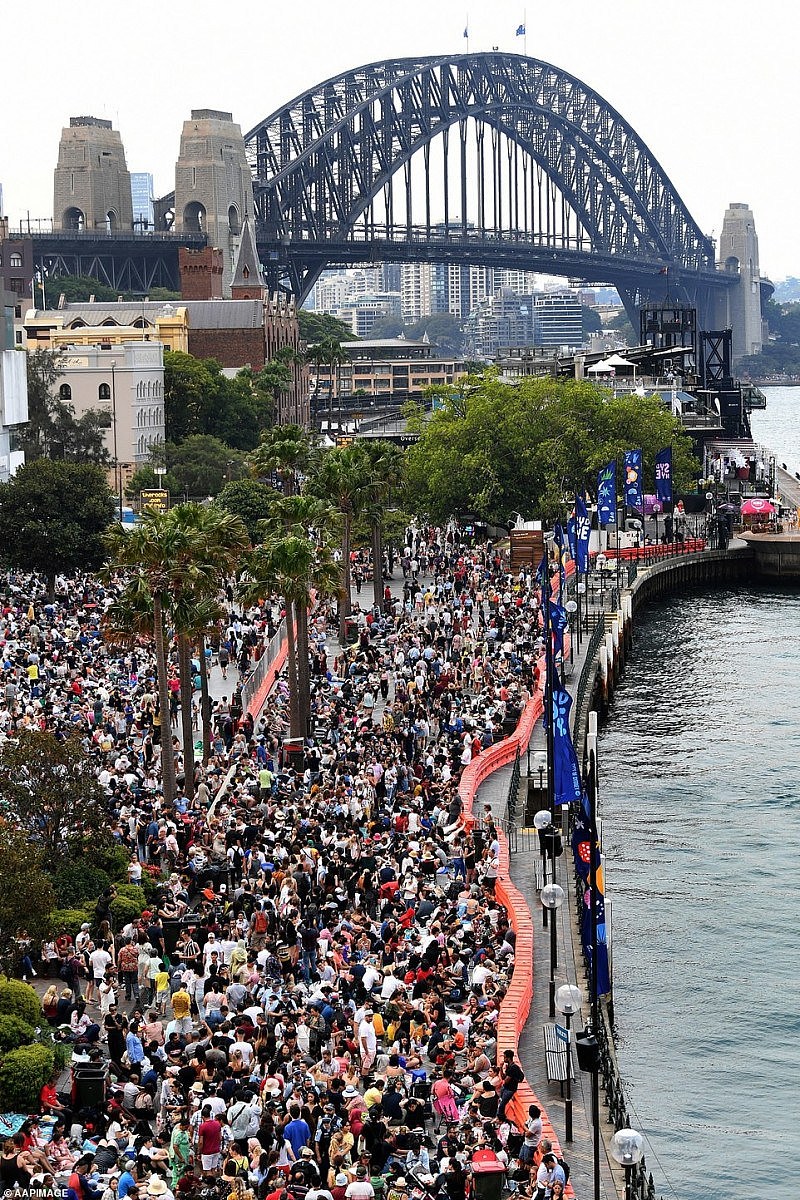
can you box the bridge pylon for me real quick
[173,109,255,296]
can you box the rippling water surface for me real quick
[599,588,800,1200]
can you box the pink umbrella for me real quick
[740,498,775,515]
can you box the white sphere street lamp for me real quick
[555,984,583,1142]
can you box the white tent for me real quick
[587,358,614,373]
[604,352,635,367]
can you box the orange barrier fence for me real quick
[601,537,705,560]
[457,695,573,1186]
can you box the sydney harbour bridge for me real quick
[33,53,742,328]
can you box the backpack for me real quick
[254,910,268,934]
[557,1157,570,1182]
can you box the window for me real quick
[98,383,111,400]
[59,384,72,402]
[9,253,22,269]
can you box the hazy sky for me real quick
[2,0,796,278]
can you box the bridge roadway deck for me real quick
[475,623,622,1200]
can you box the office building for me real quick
[532,290,584,349]
[464,290,534,359]
[312,338,461,401]
[131,172,154,229]
[0,285,28,482]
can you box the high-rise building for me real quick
[131,172,154,229]
[463,290,533,359]
[448,265,494,319]
[532,290,583,349]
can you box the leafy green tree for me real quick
[405,372,697,525]
[216,479,277,541]
[17,349,111,464]
[163,353,260,450]
[367,316,404,340]
[0,826,55,975]
[166,436,245,497]
[0,731,111,865]
[0,460,114,598]
[298,310,358,344]
[405,313,465,356]
[124,465,180,502]
[38,275,123,305]
[581,306,603,338]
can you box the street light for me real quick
[555,984,583,1142]
[611,1128,645,1200]
[533,808,552,928]
[565,599,577,662]
[540,881,564,1019]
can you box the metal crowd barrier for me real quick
[240,619,286,714]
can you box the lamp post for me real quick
[555,984,582,1142]
[611,1128,645,1200]
[110,361,122,522]
[540,881,564,1019]
[533,808,551,928]
[565,599,577,665]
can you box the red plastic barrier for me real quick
[601,538,705,560]
[245,641,289,719]
[458,698,573,1188]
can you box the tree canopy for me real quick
[298,310,357,344]
[17,349,111,464]
[216,478,277,541]
[0,460,115,595]
[405,372,698,525]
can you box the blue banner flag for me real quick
[575,494,591,573]
[566,516,577,563]
[549,601,568,657]
[544,685,584,807]
[463,26,469,38]
[655,446,673,506]
[597,461,616,525]
[572,794,601,881]
[516,23,526,35]
[624,449,643,512]
[535,552,548,590]
[581,884,611,996]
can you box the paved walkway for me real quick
[473,610,621,1199]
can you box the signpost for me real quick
[140,488,169,515]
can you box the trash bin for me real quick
[72,1061,106,1108]
[471,1149,505,1200]
[575,1031,600,1072]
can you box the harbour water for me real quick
[599,386,800,1200]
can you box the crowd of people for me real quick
[0,525,571,1200]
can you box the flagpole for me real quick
[524,9,527,55]
[587,746,601,1200]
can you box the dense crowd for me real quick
[0,526,571,1200]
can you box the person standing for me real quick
[197,1105,223,1179]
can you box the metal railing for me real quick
[570,865,664,1199]
[574,615,606,735]
[240,619,286,714]
[504,748,521,828]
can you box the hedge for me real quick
[49,908,94,938]
[0,1015,36,1053]
[0,979,42,1027]
[53,863,110,908]
[0,1042,54,1111]
[110,884,147,926]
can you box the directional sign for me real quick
[555,1024,570,1044]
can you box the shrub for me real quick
[48,908,93,938]
[52,863,110,908]
[0,979,42,1027]
[88,844,133,882]
[110,885,147,926]
[0,1042,54,1111]
[0,1015,36,1053]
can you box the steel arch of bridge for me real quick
[245,52,719,304]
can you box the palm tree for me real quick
[260,494,340,735]
[306,444,372,642]
[241,534,338,739]
[248,424,317,497]
[105,517,198,805]
[166,505,249,793]
[361,440,406,607]
[309,336,347,433]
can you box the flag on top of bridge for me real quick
[463,26,469,38]
[575,494,591,574]
[623,449,643,512]
[597,460,616,525]
[516,23,526,36]
[655,446,673,506]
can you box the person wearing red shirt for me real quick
[197,1106,222,1177]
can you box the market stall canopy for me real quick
[604,353,635,367]
[587,359,614,373]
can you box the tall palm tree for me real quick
[240,534,332,739]
[309,337,347,434]
[166,505,249,795]
[306,444,372,642]
[105,517,202,805]
[260,494,340,735]
[361,440,406,607]
[248,424,317,497]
